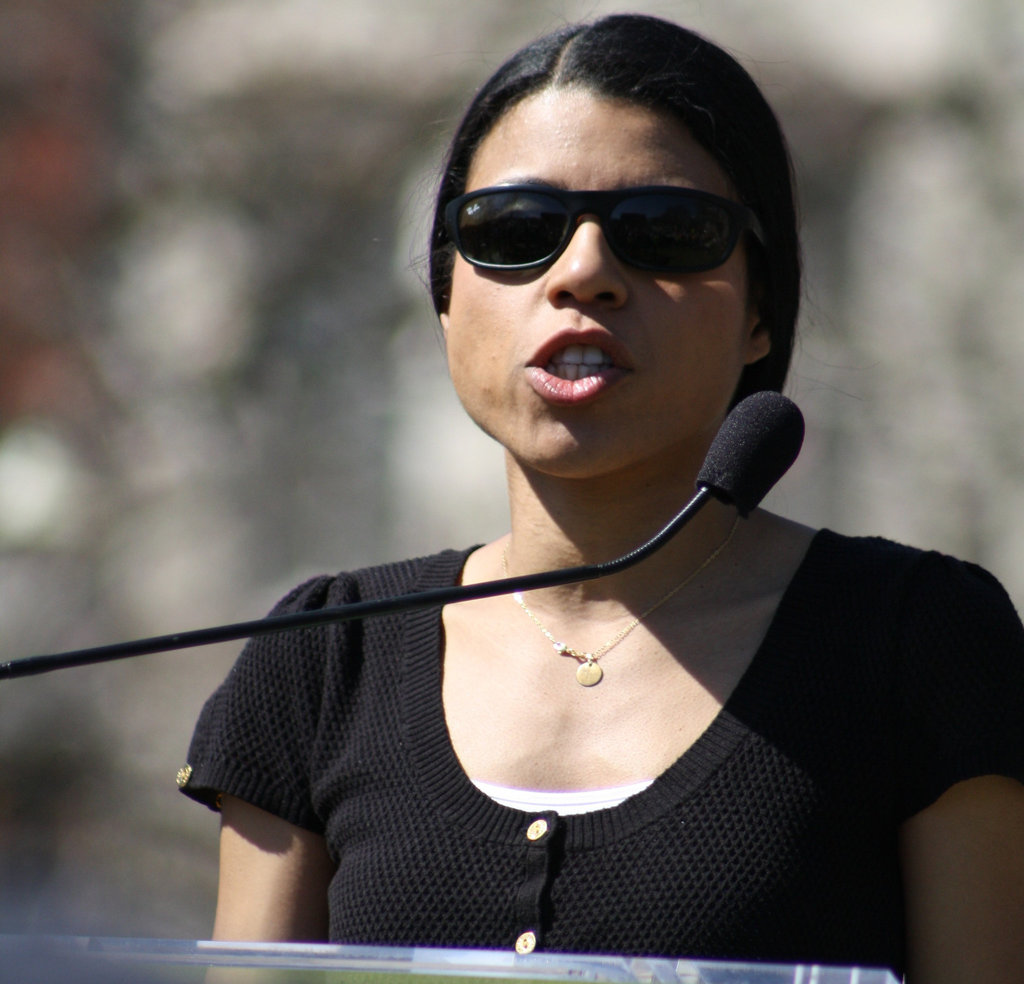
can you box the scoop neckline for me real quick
[401,530,832,849]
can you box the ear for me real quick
[439,311,450,343]
[744,312,771,366]
[742,260,770,365]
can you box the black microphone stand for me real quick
[0,488,716,680]
[1,391,803,682]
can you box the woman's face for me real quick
[440,87,770,486]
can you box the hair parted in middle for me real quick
[428,14,801,405]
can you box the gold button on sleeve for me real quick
[526,818,549,841]
[515,931,537,954]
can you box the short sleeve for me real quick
[178,574,356,833]
[896,551,1024,819]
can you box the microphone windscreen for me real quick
[696,391,804,516]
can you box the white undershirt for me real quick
[471,778,655,815]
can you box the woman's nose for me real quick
[544,217,629,307]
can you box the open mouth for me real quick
[545,344,616,381]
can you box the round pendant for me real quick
[576,661,603,687]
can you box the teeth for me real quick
[546,344,613,380]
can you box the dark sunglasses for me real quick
[444,184,764,274]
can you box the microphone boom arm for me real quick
[2,390,805,682]
[0,487,715,681]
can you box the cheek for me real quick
[679,264,764,362]
[650,280,763,411]
[441,270,514,414]
[444,263,525,361]
[442,269,486,367]
[443,262,494,338]
[656,277,747,341]
[441,269,482,377]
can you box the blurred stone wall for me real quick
[0,0,1020,939]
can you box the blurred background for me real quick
[0,0,1021,940]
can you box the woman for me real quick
[179,15,1024,982]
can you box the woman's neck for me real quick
[472,455,744,612]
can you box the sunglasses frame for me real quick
[444,184,765,274]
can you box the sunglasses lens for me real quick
[609,194,736,270]
[451,188,747,271]
[455,191,569,267]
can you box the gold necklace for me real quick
[501,518,740,687]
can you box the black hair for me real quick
[428,14,801,403]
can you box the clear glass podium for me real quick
[0,936,900,984]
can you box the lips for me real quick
[527,330,631,405]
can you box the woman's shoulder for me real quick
[806,526,933,572]
[760,521,1023,665]
[767,524,1024,812]
[808,528,1019,609]
[264,546,477,617]
[744,514,932,610]
[217,545,477,692]
[791,528,1024,674]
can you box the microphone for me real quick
[0,392,803,680]
[696,389,805,516]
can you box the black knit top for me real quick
[181,530,1024,975]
